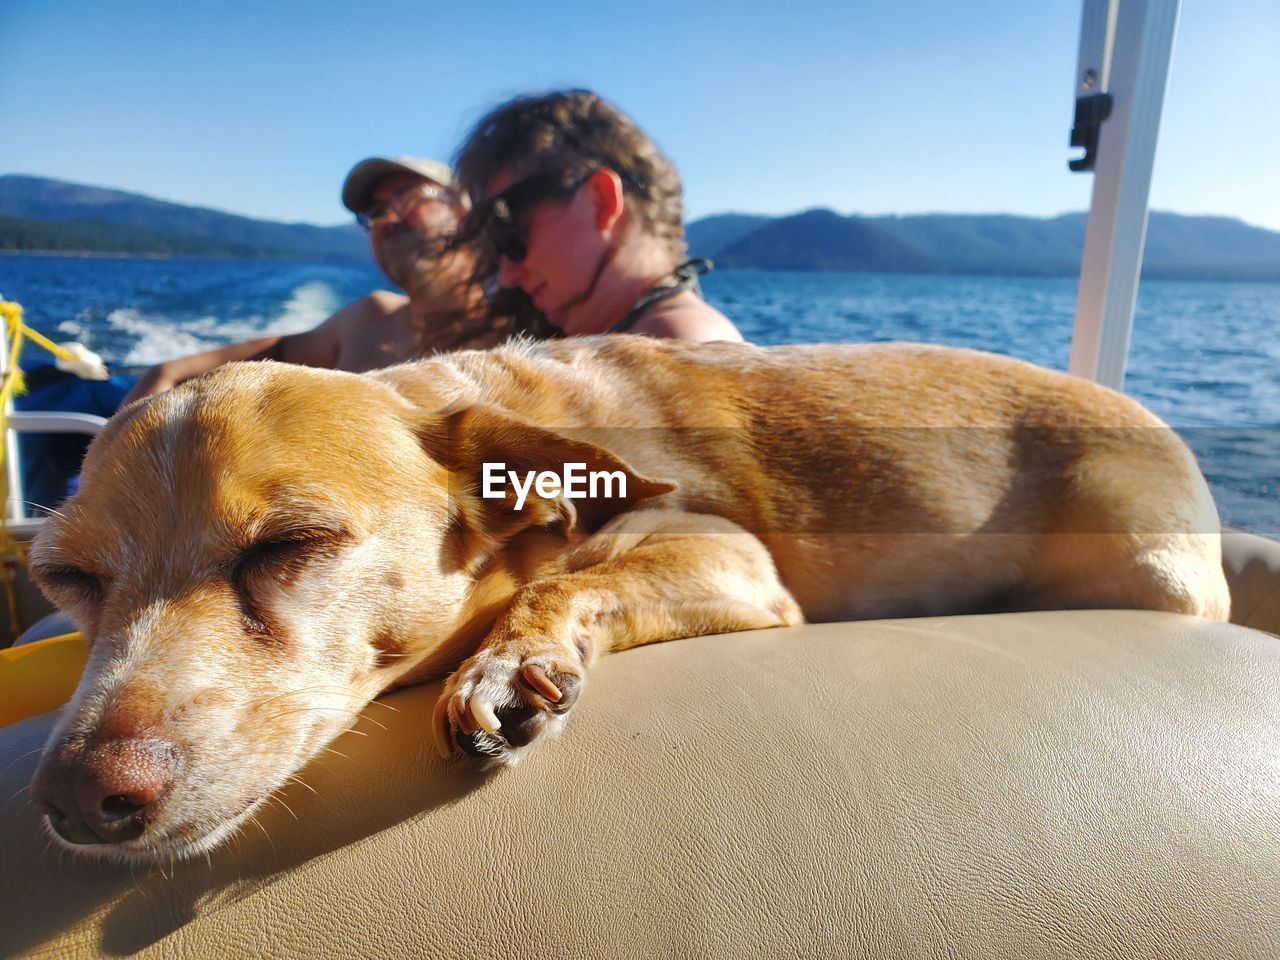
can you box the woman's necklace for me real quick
[608,259,713,334]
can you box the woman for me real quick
[454,89,744,343]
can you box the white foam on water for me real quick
[112,309,222,366]
[264,280,342,336]
[113,281,342,366]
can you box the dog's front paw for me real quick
[432,650,584,765]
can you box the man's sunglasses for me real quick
[357,182,454,231]
[481,172,594,263]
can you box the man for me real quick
[122,157,505,405]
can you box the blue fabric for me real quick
[14,364,137,513]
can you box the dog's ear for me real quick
[418,404,677,570]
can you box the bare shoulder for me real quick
[351,290,410,320]
[322,290,410,340]
[631,297,745,343]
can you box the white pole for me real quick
[0,317,22,523]
[1068,0,1180,390]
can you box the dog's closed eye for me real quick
[26,564,107,637]
[31,565,105,607]
[230,529,352,638]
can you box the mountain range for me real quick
[0,175,367,261]
[3,175,1279,281]
[687,209,1280,281]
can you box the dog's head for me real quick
[27,360,669,864]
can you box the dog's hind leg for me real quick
[1008,531,1230,620]
[433,510,803,765]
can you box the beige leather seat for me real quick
[3,534,1278,959]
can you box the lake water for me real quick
[1,254,1276,532]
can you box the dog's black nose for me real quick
[32,737,180,845]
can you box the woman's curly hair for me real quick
[454,89,688,275]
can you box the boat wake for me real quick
[106,280,340,366]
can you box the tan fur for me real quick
[28,337,1228,863]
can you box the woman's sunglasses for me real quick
[482,172,594,263]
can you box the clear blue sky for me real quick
[2,0,1277,230]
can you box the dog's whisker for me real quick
[252,709,366,734]
[6,497,69,520]
[267,794,299,822]
[283,775,320,798]
[1,775,42,817]
[252,682,377,701]
[245,687,322,712]
[129,859,147,899]
[255,704,359,721]
[0,745,47,779]
[303,758,341,779]
[245,685,386,716]
[2,782,31,810]
[251,704,389,735]
[245,811,277,857]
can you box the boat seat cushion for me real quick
[1223,529,1280,635]
[1,609,1277,959]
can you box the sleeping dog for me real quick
[27,336,1229,863]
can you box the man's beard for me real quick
[374,226,450,293]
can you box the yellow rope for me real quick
[0,301,81,639]
[1,301,78,401]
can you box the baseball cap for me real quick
[341,156,463,213]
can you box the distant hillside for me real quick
[715,209,934,273]
[0,213,312,258]
[0,175,368,261]
[5,174,1278,279]
[689,208,1280,281]
[866,213,1086,275]
[685,214,771,260]
[1136,214,1280,279]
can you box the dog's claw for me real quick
[521,662,563,702]
[453,695,478,735]
[436,651,586,765]
[471,698,502,734]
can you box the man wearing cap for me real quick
[122,157,503,405]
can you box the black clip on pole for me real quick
[1068,92,1114,172]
